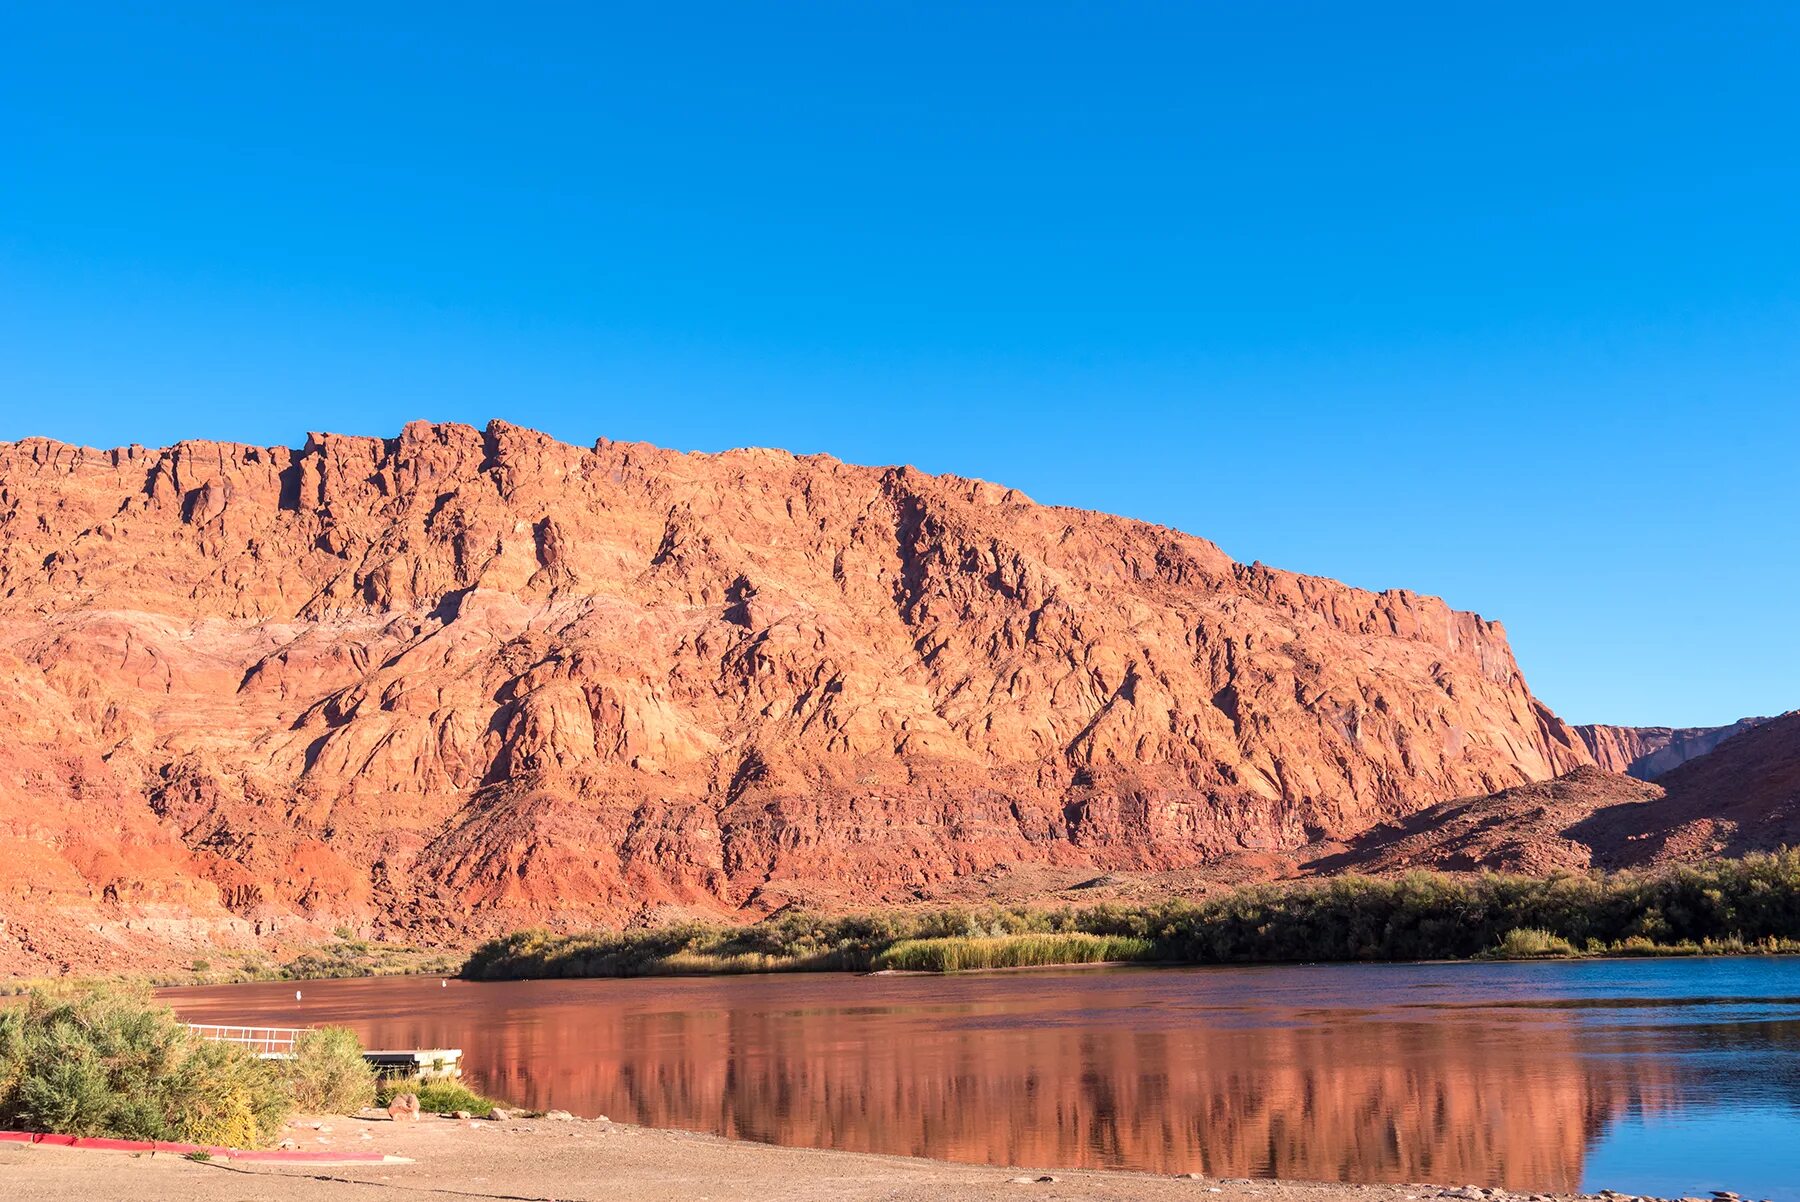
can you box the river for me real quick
[160,957,1800,1199]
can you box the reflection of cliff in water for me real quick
[468,1006,1674,1190]
[159,969,1721,1192]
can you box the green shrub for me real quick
[285,1026,376,1113]
[0,986,292,1146]
[168,1038,292,1147]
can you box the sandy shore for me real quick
[0,1112,1692,1202]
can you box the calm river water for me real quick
[162,958,1800,1199]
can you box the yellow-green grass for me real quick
[375,1073,498,1115]
[873,932,1155,972]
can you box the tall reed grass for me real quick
[873,933,1154,972]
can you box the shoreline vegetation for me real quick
[0,985,504,1147]
[462,852,1800,979]
[0,986,376,1147]
[0,938,460,998]
[8,856,1800,1154]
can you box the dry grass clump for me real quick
[376,1074,496,1115]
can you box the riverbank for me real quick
[0,939,461,997]
[0,1110,1720,1202]
[462,854,1800,979]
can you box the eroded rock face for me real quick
[1316,765,1664,876]
[1575,718,1768,780]
[1320,713,1800,875]
[0,421,1592,969]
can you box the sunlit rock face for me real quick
[0,421,1591,970]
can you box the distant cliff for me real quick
[1575,718,1768,779]
[1330,712,1800,874]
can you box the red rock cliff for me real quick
[0,421,1592,968]
[1575,718,1767,779]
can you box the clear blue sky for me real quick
[2,4,1795,727]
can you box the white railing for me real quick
[187,1024,306,1057]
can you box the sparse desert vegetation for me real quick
[0,939,462,998]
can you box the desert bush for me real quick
[168,1038,293,1147]
[285,1026,376,1113]
[0,986,291,1146]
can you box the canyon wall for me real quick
[0,421,1593,970]
[1575,718,1767,780]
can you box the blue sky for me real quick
[2,4,1795,727]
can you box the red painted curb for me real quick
[0,1130,389,1163]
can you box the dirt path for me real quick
[0,1113,1670,1202]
